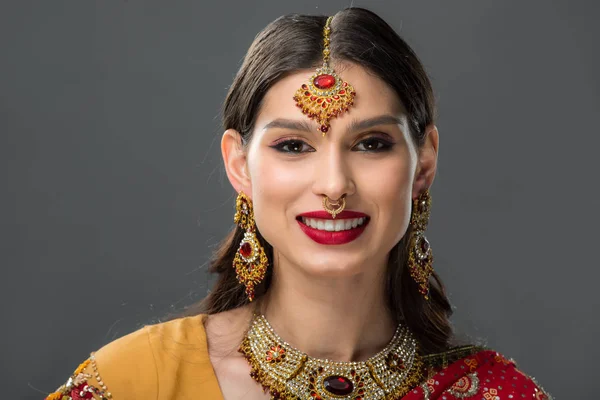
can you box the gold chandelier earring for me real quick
[407,189,434,300]
[233,191,269,302]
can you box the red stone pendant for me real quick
[233,231,267,302]
[293,66,356,136]
[313,74,336,89]
[323,375,354,396]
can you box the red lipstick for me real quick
[297,210,368,220]
[296,210,370,245]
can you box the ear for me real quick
[412,124,439,200]
[221,129,252,196]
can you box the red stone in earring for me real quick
[408,190,434,299]
[233,192,269,301]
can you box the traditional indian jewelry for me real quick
[233,191,269,302]
[239,313,424,400]
[293,16,356,135]
[407,190,434,300]
[44,354,112,400]
[323,195,346,219]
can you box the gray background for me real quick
[1,0,598,398]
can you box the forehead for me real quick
[255,63,406,131]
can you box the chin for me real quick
[299,258,370,278]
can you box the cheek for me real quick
[246,150,310,234]
[249,152,309,201]
[356,154,414,231]
[358,153,413,198]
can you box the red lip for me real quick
[296,212,370,245]
[297,210,369,220]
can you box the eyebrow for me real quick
[347,115,404,133]
[262,118,314,133]
[261,115,404,134]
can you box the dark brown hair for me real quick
[186,7,454,354]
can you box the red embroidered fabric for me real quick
[407,350,552,400]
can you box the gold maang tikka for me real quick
[293,16,356,135]
[233,191,269,302]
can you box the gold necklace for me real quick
[238,314,425,400]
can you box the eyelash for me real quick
[270,136,395,154]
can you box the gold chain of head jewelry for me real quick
[322,16,332,65]
[239,314,425,400]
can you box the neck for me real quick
[258,253,396,362]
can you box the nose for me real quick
[311,145,356,201]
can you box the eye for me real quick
[270,139,315,154]
[353,137,394,152]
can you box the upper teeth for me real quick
[301,217,366,232]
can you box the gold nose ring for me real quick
[322,195,346,219]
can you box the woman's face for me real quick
[231,63,433,277]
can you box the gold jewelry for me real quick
[322,195,346,219]
[239,313,424,399]
[233,191,269,302]
[407,190,434,299]
[293,16,356,135]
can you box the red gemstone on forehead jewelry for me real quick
[240,242,253,258]
[323,375,354,396]
[313,74,336,89]
[320,125,329,133]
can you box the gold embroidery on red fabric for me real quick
[44,353,112,400]
[420,381,432,400]
[446,372,480,398]
[482,387,499,400]
[535,389,550,400]
[464,357,478,372]
[494,353,511,366]
[425,379,435,394]
[530,374,554,400]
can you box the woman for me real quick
[45,8,552,400]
